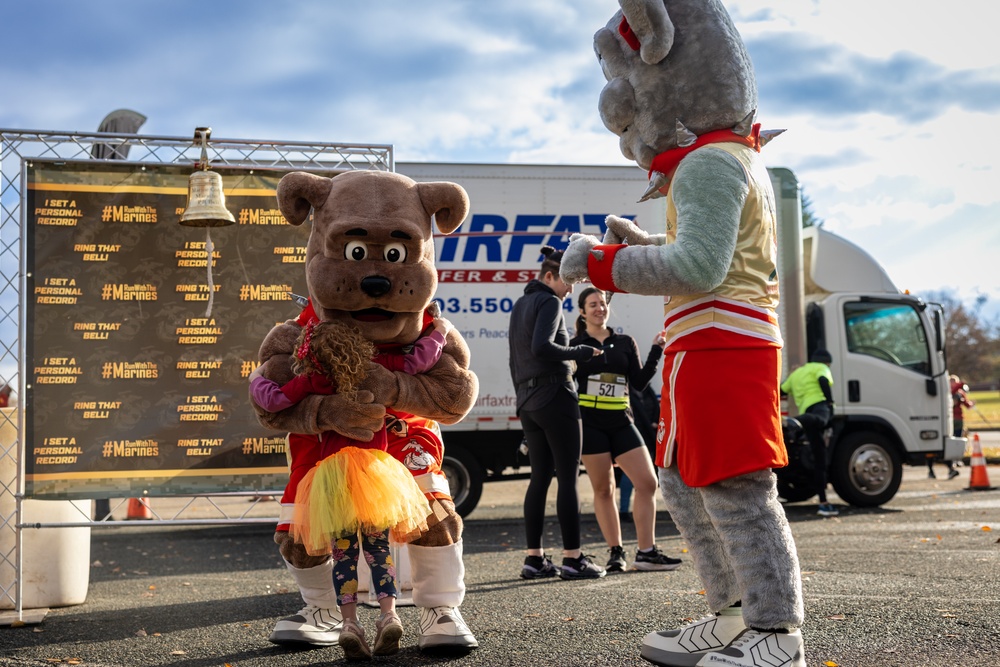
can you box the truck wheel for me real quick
[442,446,484,518]
[830,432,902,507]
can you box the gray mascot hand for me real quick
[604,215,654,246]
[560,233,601,284]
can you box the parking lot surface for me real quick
[2,462,998,667]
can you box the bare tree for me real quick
[923,290,1000,384]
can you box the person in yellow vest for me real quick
[781,350,837,516]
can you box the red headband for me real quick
[295,321,326,375]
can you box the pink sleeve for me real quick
[403,330,446,374]
[250,375,295,412]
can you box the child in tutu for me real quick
[250,316,450,658]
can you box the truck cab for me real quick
[774,169,965,506]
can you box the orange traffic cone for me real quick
[966,434,995,491]
[126,497,153,520]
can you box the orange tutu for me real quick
[290,446,431,556]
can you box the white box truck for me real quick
[398,162,965,516]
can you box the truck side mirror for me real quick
[926,378,938,397]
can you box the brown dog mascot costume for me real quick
[251,169,479,652]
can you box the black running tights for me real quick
[520,390,583,552]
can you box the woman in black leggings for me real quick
[508,246,606,580]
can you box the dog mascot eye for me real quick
[345,240,368,261]
[383,242,407,264]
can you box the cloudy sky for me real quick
[3,0,999,319]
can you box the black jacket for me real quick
[569,327,662,428]
[508,280,597,413]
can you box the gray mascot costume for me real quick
[561,2,806,666]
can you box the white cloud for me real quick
[1,0,998,315]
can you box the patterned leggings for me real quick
[331,529,398,605]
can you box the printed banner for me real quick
[25,160,312,498]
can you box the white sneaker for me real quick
[417,605,479,652]
[696,628,805,667]
[268,604,342,646]
[641,607,746,666]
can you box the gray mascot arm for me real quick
[563,148,747,296]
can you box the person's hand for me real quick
[591,346,604,357]
[433,317,453,337]
[249,365,264,382]
[653,331,666,348]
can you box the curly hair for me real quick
[291,321,375,397]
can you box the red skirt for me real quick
[655,340,786,487]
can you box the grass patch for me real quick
[966,391,1000,429]
[966,391,999,458]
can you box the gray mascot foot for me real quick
[695,629,805,667]
[641,607,745,666]
[268,604,343,646]
[418,605,479,653]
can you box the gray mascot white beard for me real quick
[561,1,806,665]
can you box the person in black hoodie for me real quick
[571,287,681,573]
[509,246,607,581]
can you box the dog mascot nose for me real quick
[361,275,392,297]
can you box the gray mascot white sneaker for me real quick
[641,606,746,666]
[696,629,805,667]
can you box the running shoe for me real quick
[817,503,839,517]
[634,545,682,571]
[560,553,606,580]
[606,545,627,573]
[520,554,558,579]
[372,610,403,656]
[338,618,372,661]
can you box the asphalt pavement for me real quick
[2,462,998,667]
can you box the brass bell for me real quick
[179,127,235,227]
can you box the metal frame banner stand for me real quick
[0,128,393,623]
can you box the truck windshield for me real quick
[843,302,931,375]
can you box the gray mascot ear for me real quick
[620,0,675,65]
[275,171,334,226]
[416,181,470,235]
